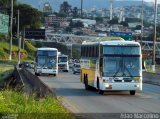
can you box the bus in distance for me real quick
[35,48,58,76]
[80,37,142,95]
[58,54,69,72]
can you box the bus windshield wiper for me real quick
[122,65,133,77]
[113,58,123,77]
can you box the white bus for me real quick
[35,48,58,76]
[58,54,69,72]
[80,37,142,95]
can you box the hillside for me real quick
[18,0,143,11]
[0,41,36,60]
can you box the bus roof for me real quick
[82,37,140,46]
[100,37,125,41]
[37,47,58,51]
[58,54,68,57]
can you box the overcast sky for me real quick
[141,0,159,3]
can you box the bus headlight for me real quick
[106,84,110,88]
[134,84,140,88]
[105,84,112,89]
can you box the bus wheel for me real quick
[98,90,104,95]
[130,91,135,95]
[53,74,56,76]
[35,72,39,76]
[84,76,89,90]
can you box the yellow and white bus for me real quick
[80,37,142,95]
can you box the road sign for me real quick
[0,13,9,34]
[25,29,45,39]
[110,32,132,41]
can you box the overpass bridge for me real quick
[45,33,100,43]
[27,33,160,54]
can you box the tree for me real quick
[109,18,118,24]
[0,0,17,14]
[59,1,72,16]
[135,25,141,30]
[69,21,84,28]
[95,17,103,23]
[72,7,79,18]
[65,27,72,33]
[120,21,128,27]
[14,4,42,31]
[125,18,141,23]
[74,31,83,35]
[0,0,17,8]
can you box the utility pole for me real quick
[81,0,83,18]
[141,0,144,46]
[22,27,25,49]
[17,10,21,66]
[152,0,157,72]
[9,0,13,60]
[110,0,113,20]
[71,44,72,59]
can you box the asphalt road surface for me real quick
[37,70,160,119]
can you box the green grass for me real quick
[0,42,26,52]
[146,70,156,74]
[0,64,75,119]
[0,42,27,60]
[0,64,14,82]
[24,41,36,60]
[0,91,75,119]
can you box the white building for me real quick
[72,18,96,27]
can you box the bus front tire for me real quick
[35,72,39,76]
[98,90,104,95]
[84,76,91,90]
[85,79,89,90]
[130,91,136,95]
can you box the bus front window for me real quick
[103,46,141,77]
[37,50,57,68]
[38,56,57,68]
[58,57,67,63]
[103,57,141,77]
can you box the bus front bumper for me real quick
[100,82,142,91]
[36,69,58,74]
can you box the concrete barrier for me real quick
[21,68,55,98]
[0,66,24,90]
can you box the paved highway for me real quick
[38,70,160,118]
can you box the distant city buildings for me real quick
[43,1,160,40]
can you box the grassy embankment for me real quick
[0,64,75,119]
[0,41,36,63]
[0,64,14,82]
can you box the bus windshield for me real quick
[103,46,141,77]
[37,50,57,56]
[37,50,57,68]
[58,57,67,63]
[103,46,140,55]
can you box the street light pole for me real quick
[9,0,13,60]
[141,0,144,46]
[81,0,83,18]
[17,10,21,66]
[152,0,157,71]
[71,44,72,59]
